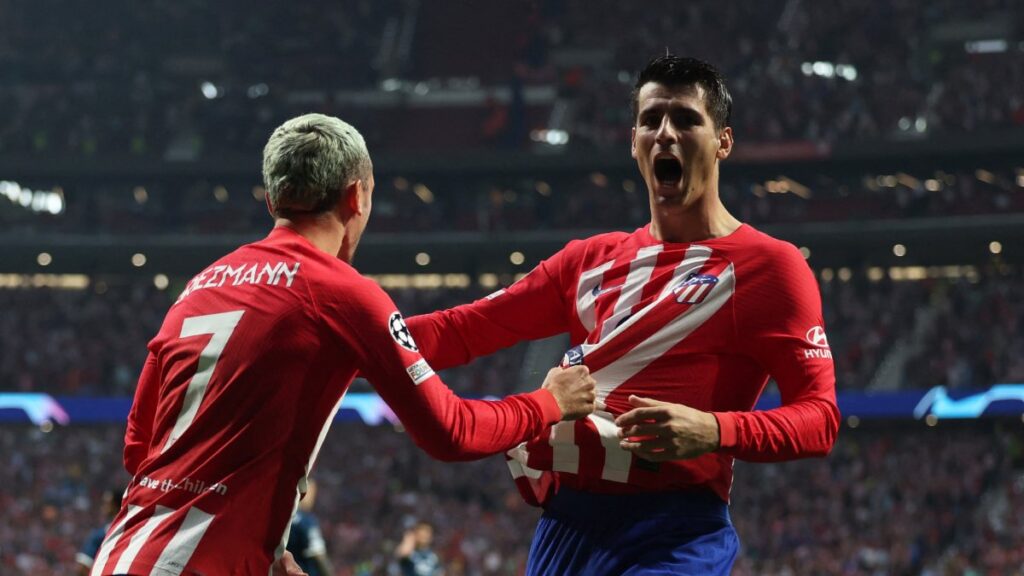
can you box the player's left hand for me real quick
[615,395,720,461]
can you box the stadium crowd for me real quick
[1,0,1022,160]
[902,268,1024,390]
[4,168,1021,236]
[0,421,1020,575]
[0,283,526,397]
[1,266,1021,396]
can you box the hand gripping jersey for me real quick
[92,227,561,576]
[408,224,839,505]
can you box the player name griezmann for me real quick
[176,261,301,304]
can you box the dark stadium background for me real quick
[2,0,1023,574]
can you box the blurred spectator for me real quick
[2,266,1023,395]
[0,283,526,397]
[4,169,1021,236]
[1,0,1022,159]
[0,422,1019,574]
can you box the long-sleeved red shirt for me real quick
[95,226,561,576]
[408,224,839,504]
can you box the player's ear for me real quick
[345,180,363,215]
[630,126,638,159]
[264,190,276,218]
[716,126,733,161]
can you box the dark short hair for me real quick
[631,55,733,130]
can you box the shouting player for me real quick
[90,113,597,575]
[407,55,840,574]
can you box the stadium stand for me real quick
[2,0,1023,573]
[1,422,1021,574]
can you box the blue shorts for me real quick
[527,488,739,576]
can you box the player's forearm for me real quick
[400,386,561,462]
[713,397,840,461]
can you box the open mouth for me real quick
[653,157,683,185]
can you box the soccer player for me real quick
[285,479,333,576]
[90,113,597,576]
[394,521,441,576]
[406,55,840,575]
[76,488,122,575]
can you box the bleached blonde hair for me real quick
[262,113,371,216]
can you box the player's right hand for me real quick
[542,366,598,421]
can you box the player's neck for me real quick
[274,216,346,259]
[648,195,741,244]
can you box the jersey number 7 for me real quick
[162,310,245,453]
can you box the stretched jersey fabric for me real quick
[408,224,839,505]
[92,226,561,576]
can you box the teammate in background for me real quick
[90,114,597,576]
[286,479,333,576]
[76,488,122,575]
[395,521,442,576]
[407,55,840,575]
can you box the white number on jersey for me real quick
[162,310,245,452]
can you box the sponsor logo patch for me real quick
[805,326,829,348]
[672,273,719,304]
[405,358,435,385]
[388,312,419,352]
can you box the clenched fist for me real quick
[541,365,598,421]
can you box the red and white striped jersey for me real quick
[93,226,561,576]
[408,224,839,505]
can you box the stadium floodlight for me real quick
[200,81,220,99]
[964,39,1008,54]
[246,83,269,98]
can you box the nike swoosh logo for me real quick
[592,284,622,297]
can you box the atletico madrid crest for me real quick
[672,273,719,304]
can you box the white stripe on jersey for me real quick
[525,259,735,482]
[112,506,174,574]
[152,507,215,576]
[585,246,712,357]
[676,284,697,302]
[506,444,544,479]
[589,412,632,482]
[575,260,615,333]
[658,245,714,297]
[599,245,664,342]
[549,421,579,473]
[592,263,735,391]
[90,505,143,576]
